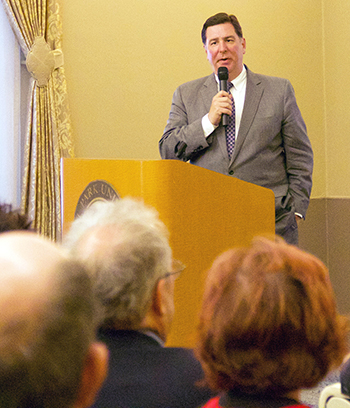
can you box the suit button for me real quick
[229,170,234,175]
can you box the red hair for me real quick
[196,237,349,395]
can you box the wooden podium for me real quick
[61,158,275,347]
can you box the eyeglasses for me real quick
[161,259,186,280]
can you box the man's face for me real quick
[204,22,246,81]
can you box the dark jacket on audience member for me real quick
[91,329,214,408]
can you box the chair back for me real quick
[319,383,350,408]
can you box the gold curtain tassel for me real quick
[26,36,64,87]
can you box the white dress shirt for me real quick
[202,65,247,139]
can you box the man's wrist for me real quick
[202,114,218,138]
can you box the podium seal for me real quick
[74,179,120,218]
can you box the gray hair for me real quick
[64,198,172,330]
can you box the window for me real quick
[0,4,21,206]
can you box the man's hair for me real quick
[0,259,95,408]
[64,198,172,330]
[201,12,243,44]
[0,203,32,232]
[196,237,349,395]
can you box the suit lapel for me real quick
[201,74,217,111]
[231,68,264,163]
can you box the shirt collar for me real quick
[215,65,246,90]
[231,65,246,91]
[139,329,165,346]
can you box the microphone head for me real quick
[218,66,229,81]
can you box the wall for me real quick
[324,0,350,198]
[299,0,350,314]
[60,0,325,197]
[305,0,350,313]
[60,0,350,312]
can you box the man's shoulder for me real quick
[114,342,202,370]
[163,346,199,359]
[247,67,291,87]
[148,345,201,363]
[100,330,200,364]
[176,74,214,92]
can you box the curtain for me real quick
[0,0,74,240]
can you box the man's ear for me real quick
[203,43,209,59]
[153,278,170,317]
[73,342,109,408]
[242,37,247,54]
[152,279,166,316]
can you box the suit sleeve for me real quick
[159,85,211,161]
[282,80,313,217]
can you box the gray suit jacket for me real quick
[159,67,313,243]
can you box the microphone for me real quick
[218,66,229,126]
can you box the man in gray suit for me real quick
[159,12,313,245]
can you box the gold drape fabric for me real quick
[1,0,74,240]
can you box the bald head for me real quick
[0,232,101,408]
[0,230,65,271]
[0,233,65,359]
[0,231,66,312]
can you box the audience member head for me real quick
[0,232,108,408]
[0,203,32,232]
[64,198,175,341]
[196,237,348,397]
[201,12,243,44]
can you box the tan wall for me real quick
[59,0,350,313]
[60,0,325,197]
[323,1,350,197]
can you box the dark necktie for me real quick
[226,82,235,159]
